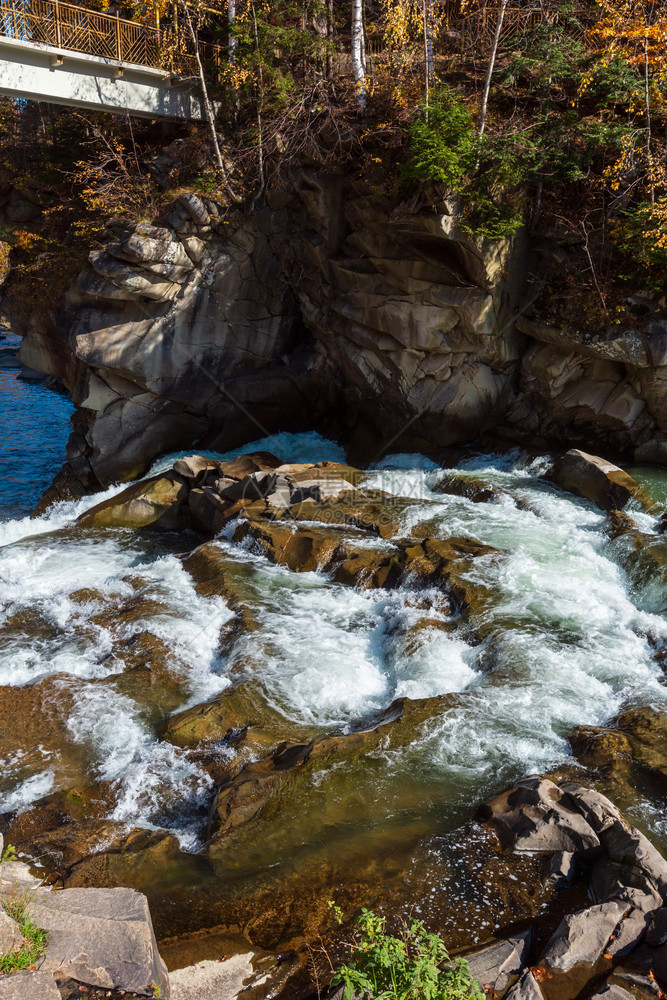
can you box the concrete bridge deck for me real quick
[0,0,220,118]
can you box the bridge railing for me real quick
[0,0,221,78]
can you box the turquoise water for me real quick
[0,367,73,519]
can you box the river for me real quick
[0,363,666,961]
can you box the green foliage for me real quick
[0,894,47,975]
[613,200,667,291]
[0,844,17,863]
[403,89,475,189]
[331,905,484,1000]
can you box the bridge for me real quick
[0,0,222,119]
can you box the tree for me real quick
[352,0,367,108]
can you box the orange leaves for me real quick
[530,966,553,983]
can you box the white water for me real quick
[1,432,666,850]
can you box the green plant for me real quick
[0,894,47,975]
[151,984,162,999]
[403,88,475,189]
[330,905,484,1000]
[0,844,17,863]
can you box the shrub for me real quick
[331,905,484,1000]
[403,88,475,189]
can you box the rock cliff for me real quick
[16,174,666,492]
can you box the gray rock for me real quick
[562,783,624,834]
[590,858,662,912]
[540,901,630,972]
[589,985,635,1000]
[606,908,652,958]
[482,777,601,854]
[0,970,61,999]
[548,850,577,886]
[0,908,25,954]
[601,821,667,896]
[464,929,531,993]
[505,970,545,1000]
[32,886,169,997]
[647,908,667,946]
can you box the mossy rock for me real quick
[160,681,298,752]
[76,473,188,530]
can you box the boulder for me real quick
[589,858,662,912]
[557,449,647,511]
[0,971,61,1000]
[464,929,531,993]
[32,886,169,997]
[600,822,667,896]
[480,777,601,854]
[540,901,629,972]
[76,473,188,530]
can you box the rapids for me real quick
[1,371,666,950]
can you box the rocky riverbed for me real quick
[0,416,665,997]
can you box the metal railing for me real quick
[0,0,222,78]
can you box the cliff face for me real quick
[18,174,667,492]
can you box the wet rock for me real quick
[464,929,531,993]
[505,970,545,1000]
[160,681,294,753]
[589,986,636,1000]
[557,449,648,511]
[32,886,169,996]
[207,695,454,848]
[616,707,667,786]
[0,907,25,954]
[0,970,61,1000]
[433,472,501,504]
[539,900,629,972]
[479,777,601,854]
[76,473,188,530]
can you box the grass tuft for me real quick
[0,893,48,975]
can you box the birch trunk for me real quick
[478,0,508,139]
[351,0,366,109]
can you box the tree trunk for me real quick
[423,0,434,120]
[181,1,239,204]
[479,0,508,139]
[326,0,334,82]
[351,0,366,108]
[228,0,236,64]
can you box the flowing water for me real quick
[1,369,666,951]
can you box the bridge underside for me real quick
[0,34,208,119]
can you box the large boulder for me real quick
[557,449,648,511]
[539,900,630,972]
[32,886,169,997]
[479,777,601,854]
